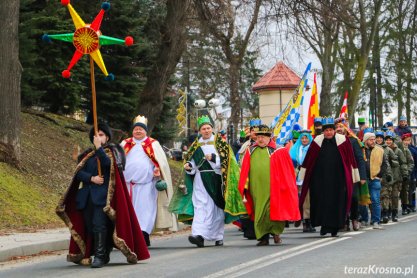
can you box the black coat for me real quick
[75,147,111,210]
[349,137,367,181]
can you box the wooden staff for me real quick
[90,56,102,177]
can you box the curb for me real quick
[0,239,69,262]
[0,222,186,263]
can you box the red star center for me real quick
[73,26,100,54]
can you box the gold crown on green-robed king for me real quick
[197,115,212,128]
[253,125,272,134]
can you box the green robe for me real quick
[168,135,246,223]
[250,147,285,239]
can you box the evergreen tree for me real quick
[19,0,89,114]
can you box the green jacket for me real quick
[388,143,408,182]
[398,142,415,174]
[380,144,397,185]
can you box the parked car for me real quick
[162,146,183,161]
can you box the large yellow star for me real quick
[43,0,133,79]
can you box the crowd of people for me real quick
[56,113,416,268]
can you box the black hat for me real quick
[253,124,272,137]
[89,122,112,143]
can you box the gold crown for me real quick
[253,125,272,134]
[133,115,148,126]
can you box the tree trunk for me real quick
[347,0,383,127]
[372,22,383,127]
[229,62,240,137]
[137,0,191,133]
[349,55,368,127]
[0,0,21,166]
[320,63,333,117]
[405,0,417,123]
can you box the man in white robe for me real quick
[183,116,225,247]
[121,115,176,246]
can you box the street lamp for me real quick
[384,103,392,117]
[194,98,220,126]
[372,72,377,129]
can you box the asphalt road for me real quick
[1,213,416,278]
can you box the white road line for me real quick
[202,237,341,278]
[343,231,364,236]
[399,214,417,221]
[401,219,413,223]
[382,222,397,226]
[225,237,350,278]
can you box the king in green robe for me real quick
[169,117,246,247]
[239,125,301,246]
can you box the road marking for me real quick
[226,237,350,278]
[401,219,413,223]
[343,231,364,236]
[382,222,397,226]
[399,214,417,221]
[202,237,347,278]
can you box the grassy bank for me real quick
[0,111,183,231]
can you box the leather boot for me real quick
[303,219,316,233]
[402,204,409,215]
[381,209,389,224]
[143,231,150,247]
[392,209,398,222]
[256,234,269,246]
[352,220,359,231]
[188,235,204,247]
[406,204,412,214]
[104,235,113,264]
[387,209,392,221]
[91,232,107,268]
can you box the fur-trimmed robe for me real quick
[299,134,360,226]
[56,144,150,265]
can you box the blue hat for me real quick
[322,117,335,129]
[364,127,374,134]
[314,117,322,125]
[249,118,262,127]
[384,122,393,127]
[399,116,407,121]
[293,123,302,131]
[385,131,396,139]
[375,131,385,138]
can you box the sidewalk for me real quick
[0,228,69,262]
[0,223,187,263]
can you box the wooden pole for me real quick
[90,56,102,176]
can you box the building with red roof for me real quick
[252,61,303,126]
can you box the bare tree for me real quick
[344,0,383,126]
[288,0,341,116]
[194,0,263,136]
[137,0,192,132]
[0,0,21,166]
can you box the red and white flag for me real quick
[339,91,348,119]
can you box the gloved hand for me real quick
[386,175,392,183]
[403,176,409,182]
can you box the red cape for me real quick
[56,146,150,265]
[238,140,301,221]
[299,134,359,216]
